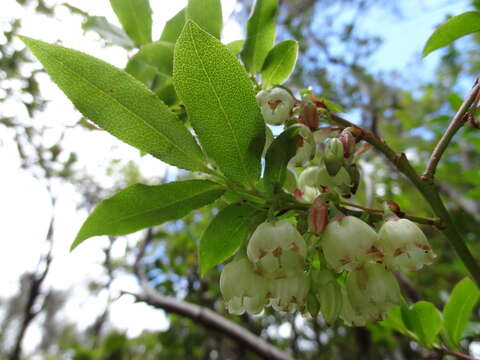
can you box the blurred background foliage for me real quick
[1,0,480,359]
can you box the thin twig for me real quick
[340,201,443,227]
[128,230,292,360]
[440,347,477,360]
[422,81,480,182]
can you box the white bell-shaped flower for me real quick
[247,220,307,279]
[321,216,379,272]
[256,88,294,125]
[269,272,310,312]
[220,258,269,315]
[345,263,402,322]
[298,165,351,197]
[288,124,315,167]
[377,217,436,271]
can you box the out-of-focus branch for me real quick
[127,229,292,360]
[422,81,480,182]
[437,182,480,223]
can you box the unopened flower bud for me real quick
[377,218,436,271]
[299,100,319,130]
[321,216,379,272]
[346,163,360,194]
[339,128,356,158]
[270,272,310,312]
[247,220,307,279]
[308,198,329,234]
[345,263,402,322]
[311,269,342,324]
[256,88,294,125]
[325,138,344,176]
[288,124,315,167]
[220,258,269,315]
[340,288,366,327]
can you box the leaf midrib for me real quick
[448,291,479,344]
[187,25,254,186]
[39,44,205,170]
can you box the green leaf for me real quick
[264,126,301,194]
[21,36,207,172]
[423,11,480,57]
[173,22,265,186]
[160,8,186,43]
[443,277,480,349]
[448,93,463,112]
[261,40,298,88]
[381,306,410,336]
[72,180,225,250]
[126,41,174,76]
[186,0,222,39]
[226,40,245,56]
[110,0,152,46]
[199,203,266,275]
[241,0,278,74]
[401,301,443,348]
[64,4,134,49]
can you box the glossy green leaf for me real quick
[21,36,207,172]
[173,22,265,186]
[199,203,266,275]
[401,301,443,348]
[110,0,152,46]
[226,40,245,56]
[241,0,278,74]
[160,8,186,43]
[423,11,480,57]
[264,126,301,194]
[64,4,134,48]
[73,180,225,250]
[443,277,480,349]
[186,0,222,39]
[381,306,410,336]
[261,40,298,88]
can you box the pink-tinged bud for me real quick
[321,216,380,272]
[339,128,356,158]
[299,100,319,130]
[256,88,294,125]
[269,272,310,312]
[220,258,269,315]
[247,220,307,279]
[324,138,344,176]
[377,218,436,271]
[308,198,329,234]
[345,263,402,322]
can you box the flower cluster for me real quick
[218,88,437,326]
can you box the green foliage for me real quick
[20,36,207,172]
[186,0,223,39]
[443,277,480,349]
[65,5,134,49]
[261,40,298,88]
[72,180,225,249]
[199,203,266,276]
[263,126,301,194]
[226,40,245,56]
[400,301,443,348]
[160,8,186,43]
[241,0,278,74]
[423,11,480,57]
[109,0,152,46]
[173,22,265,186]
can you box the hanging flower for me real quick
[256,87,294,125]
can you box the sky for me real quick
[0,0,476,355]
